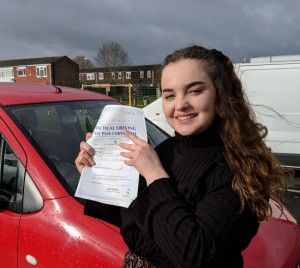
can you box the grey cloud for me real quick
[0,0,299,64]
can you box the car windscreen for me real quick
[7,100,168,195]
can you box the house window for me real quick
[17,67,26,76]
[0,68,14,78]
[140,71,144,79]
[147,71,151,78]
[111,72,115,79]
[126,72,131,79]
[118,72,122,79]
[99,73,104,80]
[86,73,95,80]
[36,66,47,77]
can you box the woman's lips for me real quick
[175,113,197,121]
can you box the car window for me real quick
[1,141,18,200]
[2,143,18,194]
[0,133,43,213]
[8,100,169,196]
[0,136,21,211]
[145,119,169,148]
[11,101,116,163]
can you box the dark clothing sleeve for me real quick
[83,175,148,227]
[84,200,122,227]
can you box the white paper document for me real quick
[75,105,147,208]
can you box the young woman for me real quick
[75,45,286,267]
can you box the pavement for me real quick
[283,174,300,224]
[286,171,300,191]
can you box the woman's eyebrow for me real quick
[162,81,205,93]
[161,88,174,93]
[185,81,205,89]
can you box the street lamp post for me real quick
[84,57,88,69]
[83,58,88,86]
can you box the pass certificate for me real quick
[75,105,147,208]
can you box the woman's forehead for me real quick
[161,59,211,86]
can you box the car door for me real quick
[0,116,27,267]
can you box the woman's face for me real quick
[161,59,216,136]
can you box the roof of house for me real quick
[0,56,67,67]
[79,64,161,73]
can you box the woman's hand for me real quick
[119,130,169,186]
[75,132,95,174]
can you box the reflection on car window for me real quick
[146,120,169,148]
[8,100,169,196]
[1,141,18,200]
[35,107,62,135]
[10,100,119,193]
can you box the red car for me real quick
[0,83,299,267]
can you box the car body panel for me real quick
[0,82,118,106]
[242,199,300,267]
[0,210,20,267]
[17,197,127,267]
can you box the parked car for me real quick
[0,83,299,267]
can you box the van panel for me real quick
[235,62,300,168]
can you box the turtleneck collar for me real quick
[174,127,223,148]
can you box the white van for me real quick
[142,97,174,136]
[143,55,300,169]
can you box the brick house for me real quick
[0,56,79,87]
[79,64,161,105]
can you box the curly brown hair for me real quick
[161,45,287,221]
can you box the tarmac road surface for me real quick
[283,174,300,224]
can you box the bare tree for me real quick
[72,56,94,69]
[95,42,131,70]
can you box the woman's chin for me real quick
[175,128,195,136]
[175,126,206,136]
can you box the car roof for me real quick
[0,82,117,106]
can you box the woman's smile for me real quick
[174,113,197,122]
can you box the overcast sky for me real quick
[1,0,299,65]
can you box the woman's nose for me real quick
[175,97,189,110]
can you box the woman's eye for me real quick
[163,94,175,100]
[188,89,202,95]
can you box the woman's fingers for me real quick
[124,129,145,144]
[119,141,136,152]
[75,150,94,168]
[86,132,92,141]
[80,140,95,156]
[75,140,95,173]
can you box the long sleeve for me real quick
[83,172,148,228]
[84,200,122,227]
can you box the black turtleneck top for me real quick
[85,129,259,268]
